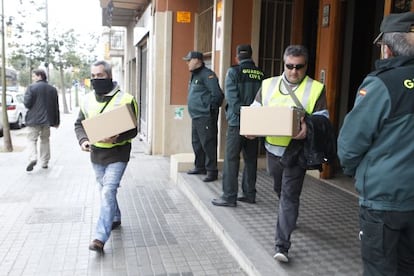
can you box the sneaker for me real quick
[89,239,104,252]
[273,250,289,263]
[26,161,37,172]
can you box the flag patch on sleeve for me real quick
[359,89,367,96]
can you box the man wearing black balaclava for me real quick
[74,60,138,253]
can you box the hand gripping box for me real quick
[81,103,137,143]
[240,106,304,136]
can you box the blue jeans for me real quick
[92,162,127,243]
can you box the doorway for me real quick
[338,0,384,128]
[257,0,320,154]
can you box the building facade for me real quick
[99,0,414,178]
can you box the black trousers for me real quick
[359,206,414,276]
[191,110,219,175]
[221,126,258,202]
[267,151,306,252]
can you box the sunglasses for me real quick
[285,64,306,70]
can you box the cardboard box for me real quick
[82,104,137,143]
[240,106,304,136]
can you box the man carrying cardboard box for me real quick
[251,45,329,263]
[74,60,138,253]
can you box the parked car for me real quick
[0,92,28,129]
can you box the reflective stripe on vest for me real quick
[261,76,323,146]
[81,90,136,148]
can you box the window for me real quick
[258,0,293,78]
[197,0,213,54]
[392,0,412,12]
[110,30,124,50]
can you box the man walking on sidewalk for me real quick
[252,45,329,263]
[74,60,138,252]
[24,69,60,171]
[212,44,264,207]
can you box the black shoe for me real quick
[211,198,236,207]
[26,161,37,172]
[203,174,218,182]
[89,239,104,252]
[111,221,121,230]
[237,196,256,204]
[42,165,48,169]
[187,168,207,175]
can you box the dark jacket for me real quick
[187,64,223,119]
[24,80,60,127]
[338,56,414,211]
[224,59,264,126]
[281,114,336,171]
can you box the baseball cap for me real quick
[373,12,414,44]
[237,44,252,60]
[183,51,203,61]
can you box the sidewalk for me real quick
[0,112,245,276]
[177,171,362,276]
[0,111,363,276]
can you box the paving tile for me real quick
[0,111,365,276]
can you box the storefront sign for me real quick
[177,11,191,23]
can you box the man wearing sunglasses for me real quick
[251,45,329,262]
[338,12,414,276]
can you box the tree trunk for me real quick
[75,85,79,107]
[59,66,69,114]
[1,107,13,152]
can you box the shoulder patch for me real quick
[359,89,367,96]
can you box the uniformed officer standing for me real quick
[338,12,414,276]
[183,51,223,182]
[212,44,264,207]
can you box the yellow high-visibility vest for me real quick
[81,90,137,148]
[261,76,324,146]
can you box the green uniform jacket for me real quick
[338,56,414,211]
[224,59,264,126]
[187,65,223,119]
